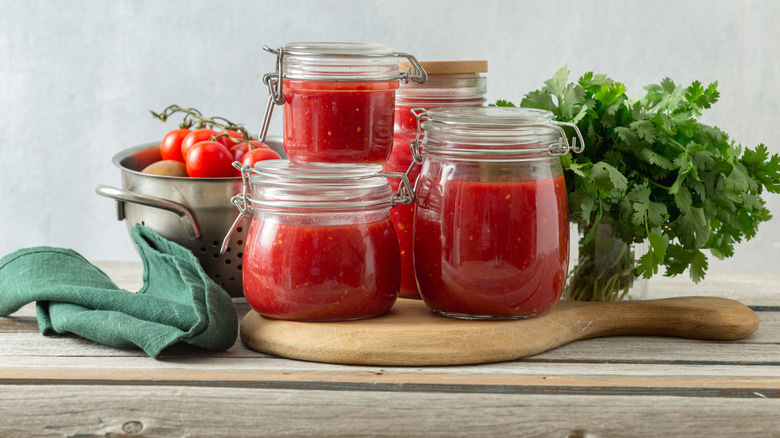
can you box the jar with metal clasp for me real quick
[383,60,488,299]
[410,106,585,319]
[258,42,427,164]
[224,160,415,321]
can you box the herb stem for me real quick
[647,179,671,190]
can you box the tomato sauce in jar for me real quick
[414,176,569,317]
[283,79,397,164]
[383,60,487,298]
[259,42,427,164]
[243,214,399,321]
[411,106,585,319]
[236,161,401,321]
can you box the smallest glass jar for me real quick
[259,42,427,165]
[231,160,402,321]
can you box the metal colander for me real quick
[97,138,283,298]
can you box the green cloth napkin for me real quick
[0,224,237,358]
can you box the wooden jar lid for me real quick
[398,60,488,75]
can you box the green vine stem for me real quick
[150,105,252,142]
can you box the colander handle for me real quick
[95,185,201,239]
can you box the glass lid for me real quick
[426,106,555,126]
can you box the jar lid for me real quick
[395,61,487,105]
[427,106,553,126]
[260,43,427,111]
[279,42,414,82]
[284,42,395,57]
[419,107,578,160]
[398,60,488,75]
[246,160,394,209]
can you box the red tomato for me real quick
[246,140,269,149]
[240,147,281,170]
[230,142,249,161]
[181,128,217,160]
[216,130,245,149]
[185,141,235,178]
[231,140,270,162]
[160,128,191,162]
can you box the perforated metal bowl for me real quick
[97,138,284,297]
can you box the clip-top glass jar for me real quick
[383,60,487,299]
[259,42,427,164]
[412,107,585,320]
[234,160,403,321]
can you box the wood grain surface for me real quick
[240,296,759,366]
[1,263,778,438]
[398,60,488,74]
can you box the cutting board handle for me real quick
[565,296,758,341]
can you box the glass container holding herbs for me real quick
[412,107,585,319]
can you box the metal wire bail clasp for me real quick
[263,45,285,105]
[258,45,285,143]
[395,53,428,84]
[380,172,415,207]
[220,163,257,255]
[547,121,586,156]
[410,108,430,164]
[377,107,431,207]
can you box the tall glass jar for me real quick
[383,60,488,299]
[236,160,401,321]
[260,43,427,164]
[412,107,584,320]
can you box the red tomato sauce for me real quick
[282,79,398,164]
[383,105,423,298]
[413,175,569,318]
[243,216,400,321]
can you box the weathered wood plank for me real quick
[0,329,778,367]
[0,315,38,332]
[2,354,780,383]
[0,385,779,438]
[648,270,780,305]
[528,335,780,365]
[1,366,778,398]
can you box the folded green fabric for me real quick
[0,224,237,358]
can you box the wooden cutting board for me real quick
[240,297,759,366]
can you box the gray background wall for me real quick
[1,0,778,274]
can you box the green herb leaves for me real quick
[503,66,779,285]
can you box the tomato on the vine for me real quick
[185,141,235,178]
[240,147,281,169]
[230,140,270,161]
[246,140,270,149]
[216,130,244,149]
[181,128,217,160]
[230,143,249,161]
[160,128,191,162]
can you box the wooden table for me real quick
[1,262,778,437]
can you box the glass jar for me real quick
[383,60,487,299]
[412,107,584,320]
[260,42,427,164]
[235,160,401,321]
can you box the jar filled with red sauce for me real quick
[383,60,487,299]
[239,160,401,321]
[261,43,427,164]
[413,107,585,319]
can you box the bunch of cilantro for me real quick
[497,67,780,300]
